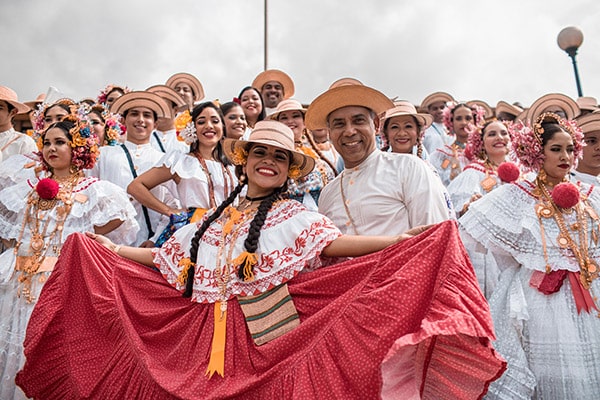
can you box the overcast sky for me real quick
[3,0,599,109]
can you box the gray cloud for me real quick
[2,0,599,109]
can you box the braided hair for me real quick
[302,129,339,177]
[183,167,288,297]
[184,178,246,297]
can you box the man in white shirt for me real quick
[0,86,36,160]
[90,91,177,247]
[305,85,451,236]
[419,91,454,155]
[252,69,295,115]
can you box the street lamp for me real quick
[557,26,584,97]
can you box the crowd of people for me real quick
[0,69,599,399]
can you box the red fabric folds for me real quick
[16,220,505,399]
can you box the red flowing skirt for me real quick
[16,221,505,399]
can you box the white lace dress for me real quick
[0,176,138,400]
[459,179,600,399]
[448,160,501,215]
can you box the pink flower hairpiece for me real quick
[97,84,131,105]
[443,102,486,134]
[510,112,583,173]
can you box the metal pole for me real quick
[568,52,583,97]
[264,0,268,71]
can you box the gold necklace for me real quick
[535,176,599,289]
[14,172,80,302]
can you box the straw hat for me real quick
[328,77,363,90]
[305,85,394,130]
[252,69,295,99]
[381,101,433,129]
[467,100,494,119]
[495,101,523,120]
[524,93,580,122]
[165,72,205,102]
[267,99,307,120]
[146,84,187,118]
[24,93,46,110]
[110,91,171,119]
[222,120,315,178]
[577,96,599,112]
[576,112,600,134]
[419,91,454,111]
[0,86,30,114]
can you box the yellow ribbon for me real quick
[232,251,257,282]
[190,208,207,223]
[206,301,227,378]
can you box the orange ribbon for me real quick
[205,301,227,378]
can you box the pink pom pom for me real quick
[497,162,520,183]
[551,182,580,209]
[36,178,59,200]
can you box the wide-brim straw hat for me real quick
[146,84,188,118]
[495,100,523,119]
[252,69,295,99]
[0,86,30,114]
[524,93,580,122]
[381,101,433,129]
[577,96,599,112]
[267,99,307,120]
[576,112,600,134]
[467,100,494,120]
[165,72,205,102]
[110,91,171,119]
[328,77,363,90]
[222,120,315,178]
[304,85,394,130]
[419,91,454,111]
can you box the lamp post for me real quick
[557,26,584,97]
[264,0,268,71]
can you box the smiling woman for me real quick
[0,112,138,400]
[448,119,514,216]
[459,113,600,398]
[127,101,237,247]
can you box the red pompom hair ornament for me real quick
[551,182,580,209]
[497,162,520,183]
[36,178,60,200]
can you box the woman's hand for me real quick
[85,231,118,252]
[397,224,434,242]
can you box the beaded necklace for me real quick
[339,170,359,235]
[192,152,235,209]
[534,176,600,289]
[14,173,80,302]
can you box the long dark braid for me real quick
[183,177,247,297]
[303,129,339,177]
[237,185,285,280]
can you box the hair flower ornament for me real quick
[175,110,197,145]
[231,147,248,166]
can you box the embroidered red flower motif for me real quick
[36,178,60,200]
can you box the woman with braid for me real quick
[17,121,505,399]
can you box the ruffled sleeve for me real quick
[0,179,34,240]
[153,200,342,303]
[74,178,140,245]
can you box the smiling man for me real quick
[252,69,295,114]
[89,91,178,246]
[305,84,451,236]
